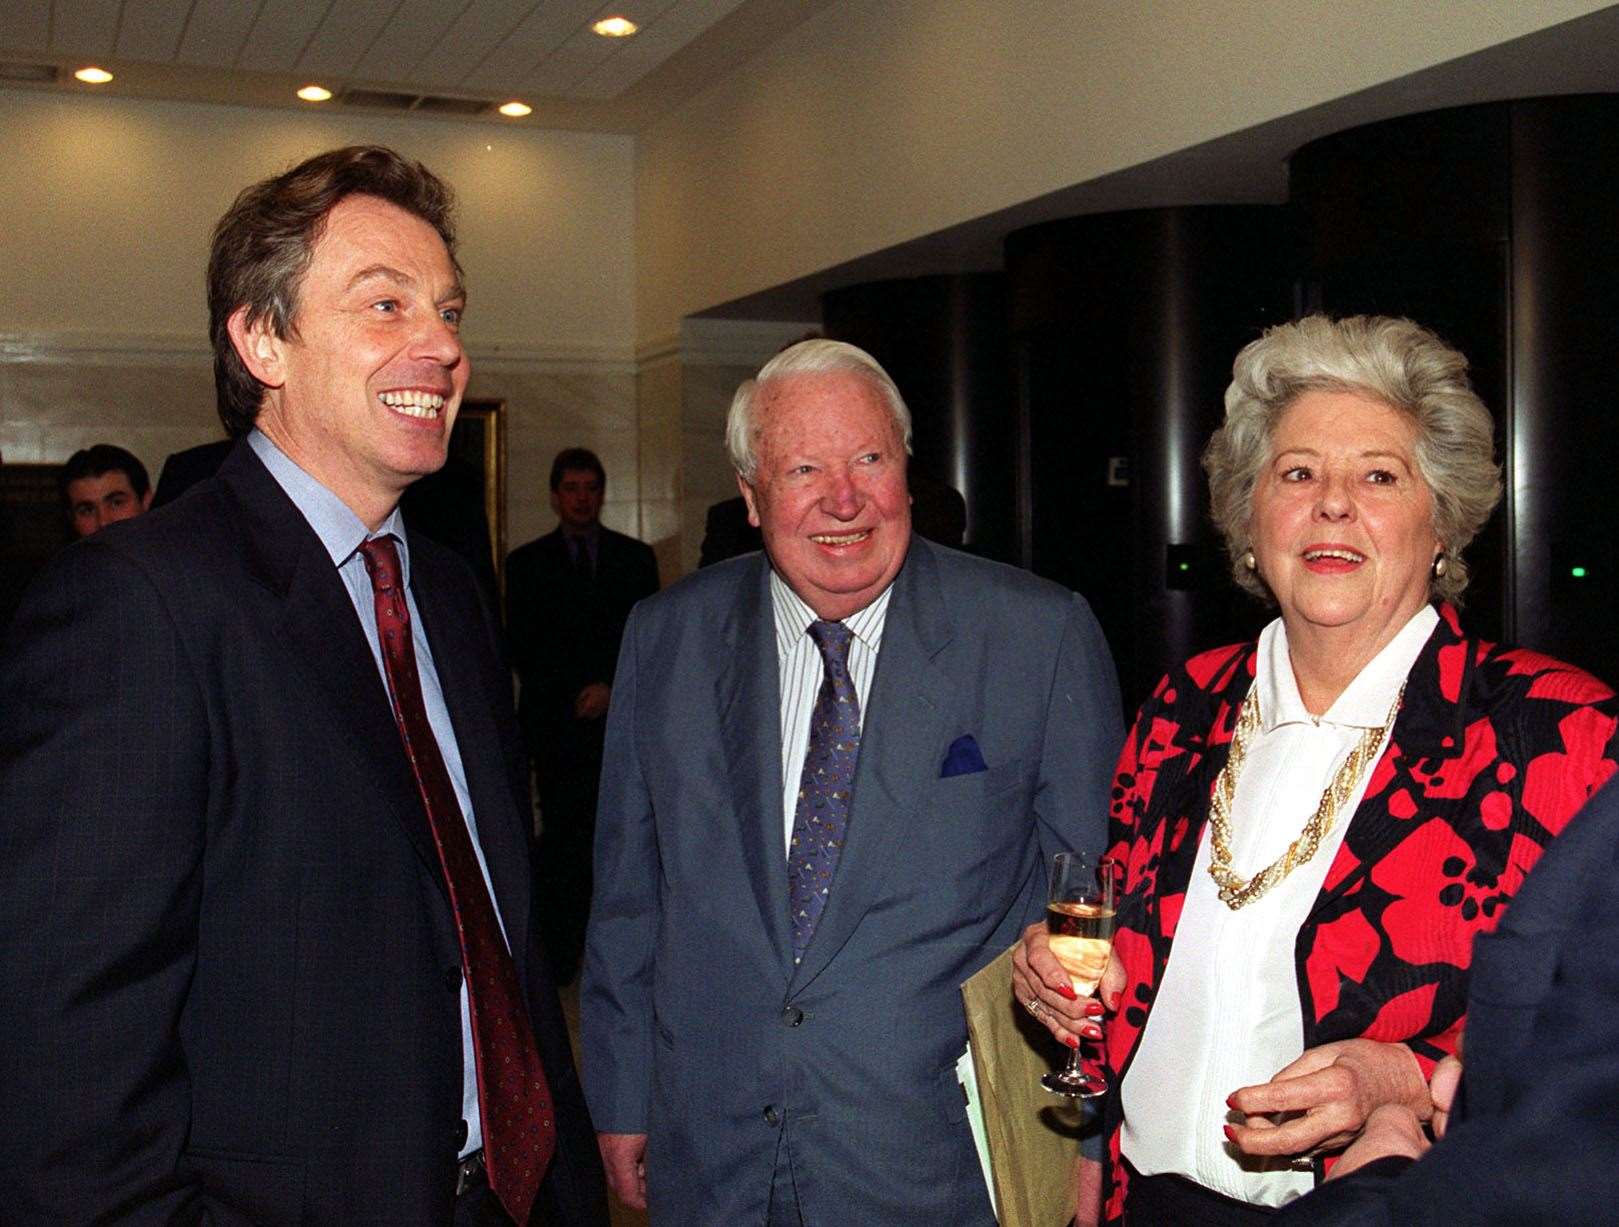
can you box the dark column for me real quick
[1291,105,1512,646]
[1005,208,1288,713]
[1292,95,1619,682]
[1508,97,1619,674]
[822,274,1014,560]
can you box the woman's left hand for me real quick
[1225,1039,1432,1157]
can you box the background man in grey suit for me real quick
[582,339,1123,1224]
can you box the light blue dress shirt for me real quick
[248,430,504,1159]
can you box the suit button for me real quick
[763,1105,781,1127]
[780,1005,804,1027]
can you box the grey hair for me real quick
[725,339,913,483]
[1203,315,1501,605]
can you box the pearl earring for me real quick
[1242,550,1256,571]
[1433,555,1449,578]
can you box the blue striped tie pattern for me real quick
[789,620,862,962]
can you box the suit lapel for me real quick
[223,446,448,901]
[717,557,793,969]
[410,537,532,974]
[789,541,954,992]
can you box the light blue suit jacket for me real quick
[582,538,1122,1224]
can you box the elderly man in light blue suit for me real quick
[582,339,1123,1224]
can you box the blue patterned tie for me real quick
[789,620,862,963]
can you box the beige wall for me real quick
[7,2,1613,576]
[635,0,1614,341]
[0,90,642,566]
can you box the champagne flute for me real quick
[1040,851,1116,1098]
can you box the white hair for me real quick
[1204,314,1501,604]
[725,339,913,483]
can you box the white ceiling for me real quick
[0,0,823,130]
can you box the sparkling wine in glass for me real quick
[1041,851,1116,1098]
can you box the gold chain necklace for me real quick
[1206,682,1405,910]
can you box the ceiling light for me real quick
[296,84,333,103]
[592,16,638,37]
[498,100,532,118]
[74,66,113,84]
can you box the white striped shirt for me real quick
[770,570,893,858]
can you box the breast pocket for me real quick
[924,756,1035,890]
[934,756,1029,808]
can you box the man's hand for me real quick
[574,682,612,720]
[1226,1039,1431,1157]
[597,1132,647,1210]
[1008,922,1117,1048]
[1326,1103,1431,1180]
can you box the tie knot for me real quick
[807,619,855,666]
[358,535,402,592]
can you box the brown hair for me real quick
[207,145,460,437]
[61,444,150,501]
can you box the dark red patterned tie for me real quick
[359,536,554,1223]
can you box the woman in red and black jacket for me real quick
[1014,316,1618,1225]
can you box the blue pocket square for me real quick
[940,734,988,778]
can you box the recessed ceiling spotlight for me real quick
[74,66,113,84]
[592,16,638,37]
[296,84,333,102]
[498,100,532,118]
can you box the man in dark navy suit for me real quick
[0,146,603,1225]
[1275,774,1619,1225]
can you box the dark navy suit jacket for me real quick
[1277,772,1619,1225]
[0,443,605,1224]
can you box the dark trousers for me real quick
[453,1180,515,1227]
[533,723,604,985]
[1122,1158,1276,1226]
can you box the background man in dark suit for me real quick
[506,448,659,984]
[0,146,604,1225]
[1272,773,1619,1226]
[582,340,1123,1224]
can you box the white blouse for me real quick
[1119,604,1438,1207]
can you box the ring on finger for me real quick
[1024,996,1045,1018]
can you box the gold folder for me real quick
[961,946,1089,1227]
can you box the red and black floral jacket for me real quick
[1099,605,1618,1222]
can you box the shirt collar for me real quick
[1256,603,1439,732]
[769,568,893,658]
[248,429,409,580]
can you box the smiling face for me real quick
[739,370,912,620]
[66,471,150,537]
[1251,387,1440,661]
[233,193,468,528]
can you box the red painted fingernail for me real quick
[1223,1125,1236,1142]
[1085,1000,1104,1017]
[1082,1025,1103,1040]
[1225,1093,1238,1109]
[1063,1033,1081,1049]
[1055,984,1078,1001]
[1106,992,1121,1010]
